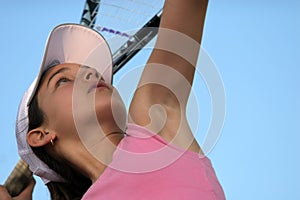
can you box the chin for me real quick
[110,95,127,131]
[94,90,127,132]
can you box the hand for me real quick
[0,177,35,200]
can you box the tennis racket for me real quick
[80,0,163,75]
[4,0,163,197]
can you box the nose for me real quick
[82,67,100,82]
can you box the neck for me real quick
[67,132,124,183]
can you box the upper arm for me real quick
[128,0,208,153]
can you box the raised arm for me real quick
[129,0,209,152]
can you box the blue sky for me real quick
[0,1,299,199]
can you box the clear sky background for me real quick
[0,1,299,199]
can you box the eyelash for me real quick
[56,77,70,87]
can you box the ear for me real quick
[27,128,54,147]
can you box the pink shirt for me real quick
[82,123,225,200]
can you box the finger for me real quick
[0,185,12,200]
[13,177,36,200]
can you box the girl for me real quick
[4,0,225,199]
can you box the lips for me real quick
[88,81,108,93]
[97,81,108,89]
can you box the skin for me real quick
[25,0,208,193]
[129,0,208,153]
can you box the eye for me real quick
[56,77,70,87]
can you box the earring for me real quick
[50,138,54,146]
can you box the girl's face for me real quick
[36,63,127,151]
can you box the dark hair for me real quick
[28,92,91,200]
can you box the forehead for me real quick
[34,63,80,103]
[39,63,80,83]
[44,63,80,77]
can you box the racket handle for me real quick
[3,159,33,197]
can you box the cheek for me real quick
[42,89,75,132]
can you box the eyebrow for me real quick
[47,67,70,88]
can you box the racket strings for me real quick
[94,0,163,53]
[96,0,163,33]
